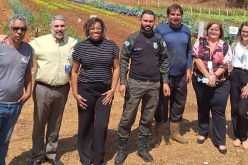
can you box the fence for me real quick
[128,0,247,17]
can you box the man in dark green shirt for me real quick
[115,10,170,164]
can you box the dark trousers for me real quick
[192,75,230,145]
[32,82,70,161]
[230,68,248,141]
[118,78,160,139]
[77,83,112,165]
[154,74,187,123]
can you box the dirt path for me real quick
[6,85,248,165]
[0,0,13,33]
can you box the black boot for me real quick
[137,137,153,162]
[114,138,128,165]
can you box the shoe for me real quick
[137,137,153,162]
[114,138,128,165]
[233,139,241,147]
[28,160,42,165]
[218,145,227,154]
[242,139,248,149]
[170,122,188,144]
[150,122,163,148]
[46,159,64,165]
[197,135,206,144]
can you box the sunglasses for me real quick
[11,27,27,33]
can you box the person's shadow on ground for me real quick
[190,119,235,141]
[105,127,139,161]
[8,134,78,165]
[8,128,140,164]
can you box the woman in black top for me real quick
[71,17,120,165]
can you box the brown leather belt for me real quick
[36,81,69,88]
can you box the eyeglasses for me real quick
[11,27,27,33]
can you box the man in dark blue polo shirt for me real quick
[151,4,192,147]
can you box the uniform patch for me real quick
[125,41,130,47]
[163,41,166,47]
[153,42,158,49]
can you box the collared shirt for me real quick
[232,42,248,70]
[30,34,77,86]
[192,37,232,82]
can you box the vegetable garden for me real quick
[1,0,248,164]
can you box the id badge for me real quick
[207,61,213,69]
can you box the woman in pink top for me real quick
[192,21,232,154]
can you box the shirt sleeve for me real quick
[159,39,169,83]
[72,43,81,63]
[153,26,159,33]
[220,42,232,69]
[27,50,33,69]
[186,32,192,69]
[120,36,132,85]
[192,37,201,58]
[112,41,120,57]
[24,43,33,70]
[29,39,37,55]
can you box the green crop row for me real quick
[7,0,35,22]
[30,0,137,30]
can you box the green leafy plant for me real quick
[7,0,35,23]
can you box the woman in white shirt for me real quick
[230,22,248,149]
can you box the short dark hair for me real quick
[83,17,106,38]
[167,4,183,16]
[206,21,224,39]
[140,10,155,19]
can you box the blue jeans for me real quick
[0,103,23,165]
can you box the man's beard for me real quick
[141,25,153,33]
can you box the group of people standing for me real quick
[0,3,248,165]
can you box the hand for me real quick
[186,69,192,85]
[119,85,126,97]
[0,35,8,43]
[102,90,114,105]
[163,83,170,96]
[207,74,216,87]
[75,94,87,110]
[18,93,31,104]
[241,84,248,99]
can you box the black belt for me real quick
[36,81,69,88]
[234,67,248,72]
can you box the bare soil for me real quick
[2,0,248,165]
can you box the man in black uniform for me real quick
[115,10,170,164]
